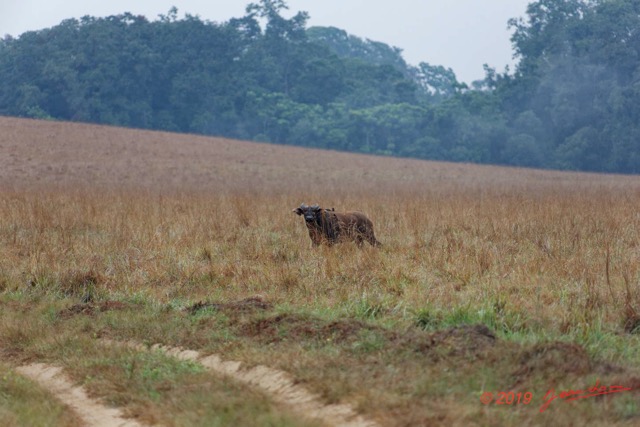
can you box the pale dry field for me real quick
[0,116,639,426]
[3,116,638,194]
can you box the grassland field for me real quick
[0,116,639,426]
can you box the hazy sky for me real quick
[0,1,532,83]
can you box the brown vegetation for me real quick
[1,116,639,425]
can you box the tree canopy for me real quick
[1,0,640,173]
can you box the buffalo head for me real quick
[293,203,322,223]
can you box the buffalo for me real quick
[293,203,381,247]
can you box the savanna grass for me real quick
[1,187,638,337]
[1,182,639,425]
[7,191,640,333]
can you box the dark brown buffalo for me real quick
[293,203,381,247]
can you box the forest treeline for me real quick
[1,0,640,173]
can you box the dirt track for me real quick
[104,339,378,427]
[12,339,378,427]
[16,363,143,427]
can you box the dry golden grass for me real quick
[1,185,639,337]
[1,116,639,425]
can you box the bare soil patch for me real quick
[185,296,273,315]
[238,313,499,362]
[59,301,132,319]
[413,324,497,360]
[238,313,393,345]
[511,341,592,386]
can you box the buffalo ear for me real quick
[294,203,308,215]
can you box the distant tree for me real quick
[497,0,640,172]
[306,26,408,71]
[3,0,640,173]
[415,63,461,99]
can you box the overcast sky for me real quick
[0,0,532,83]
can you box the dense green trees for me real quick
[501,0,640,172]
[1,0,640,173]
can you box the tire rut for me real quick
[15,363,143,427]
[102,339,379,427]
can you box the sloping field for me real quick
[1,116,639,426]
[2,116,638,195]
